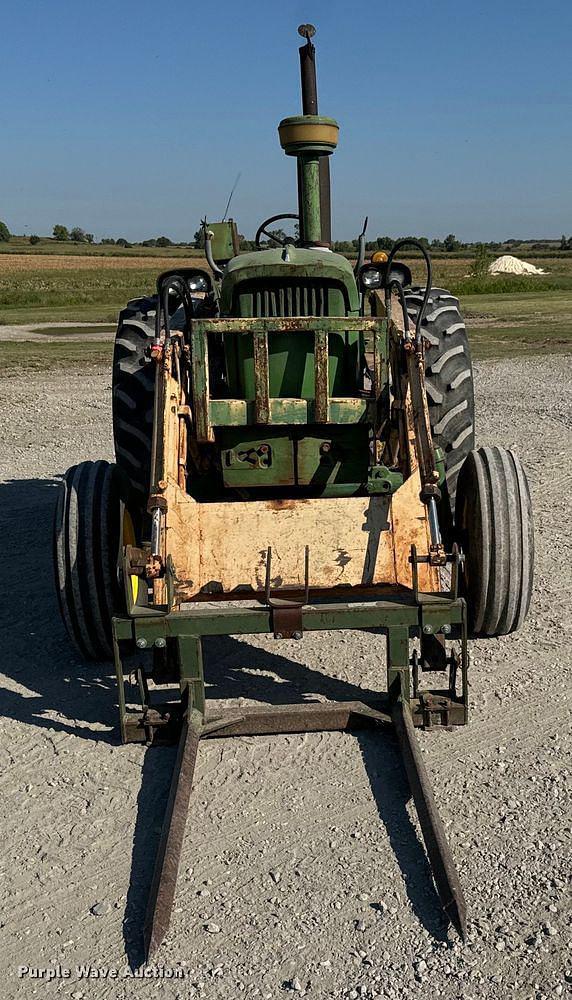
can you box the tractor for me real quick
[53,24,534,960]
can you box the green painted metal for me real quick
[216,426,371,493]
[190,320,211,442]
[219,248,360,313]
[207,220,239,260]
[210,397,374,427]
[177,636,205,716]
[296,427,369,488]
[114,595,465,641]
[300,155,322,242]
[387,627,411,703]
[112,590,469,745]
[435,446,446,486]
[277,115,338,244]
[367,465,404,495]
[218,247,362,402]
[190,315,385,457]
[221,432,295,488]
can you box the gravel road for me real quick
[0,324,114,342]
[0,356,570,1000]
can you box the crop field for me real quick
[0,236,202,258]
[0,251,571,365]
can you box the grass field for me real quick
[0,236,203,259]
[1,251,571,364]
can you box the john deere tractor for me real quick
[53,24,533,959]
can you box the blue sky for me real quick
[1,0,571,242]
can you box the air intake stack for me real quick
[278,24,338,245]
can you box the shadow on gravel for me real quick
[0,476,117,740]
[203,633,380,704]
[357,732,449,941]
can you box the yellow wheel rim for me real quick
[122,508,140,605]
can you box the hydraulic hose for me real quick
[385,238,432,346]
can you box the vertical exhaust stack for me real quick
[278,24,337,246]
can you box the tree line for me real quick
[0,219,570,253]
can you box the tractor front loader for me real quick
[53,25,534,961]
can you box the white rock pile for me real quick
[488,254,546,275]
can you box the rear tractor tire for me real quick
[405,287,475,519]
[112,297,156,504]
[456,446,534,636]
[53,460,135,660]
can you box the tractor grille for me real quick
[236,280,330,318]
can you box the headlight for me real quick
[188,275,209,293]
[360,266,382,289]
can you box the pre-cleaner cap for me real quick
[278,115,339,156]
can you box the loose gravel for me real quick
[0,356,570,999]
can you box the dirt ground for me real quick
[0,356,570,1000]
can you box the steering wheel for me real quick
[255,213,299,249]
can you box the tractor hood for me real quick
[219,246,360,316]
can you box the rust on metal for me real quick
[146,555,164,579]
[144,707,202,962]
[370,290,388,399]
[313,328,329,422]
[163,472,438,603]
[189,322,214,443]
[402,335,440,495]
[392,695,467,940]
[270,599,304,639]
[122,695,468,744]
[192,316,383,335]
[202,700,391,736]
[253,330,270,424]
[178,406,188,489]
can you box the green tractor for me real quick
[54,24,533,960]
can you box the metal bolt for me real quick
[422,624,433,635]
[292,631,303,640]
[441,624,451,635]
[136,637,148,649]
[274,632,283,640]
[154,637,167,648]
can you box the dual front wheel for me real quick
[456,446,534,636]
[53,460,136,660]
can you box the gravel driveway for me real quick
[0,356,570,1000]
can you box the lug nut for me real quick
[136,637,148,649]
[422,624,433,635]
[441,624,451,635]
[154,637,167,648]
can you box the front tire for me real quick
[53,460,129,660]
[456,446,534,636]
